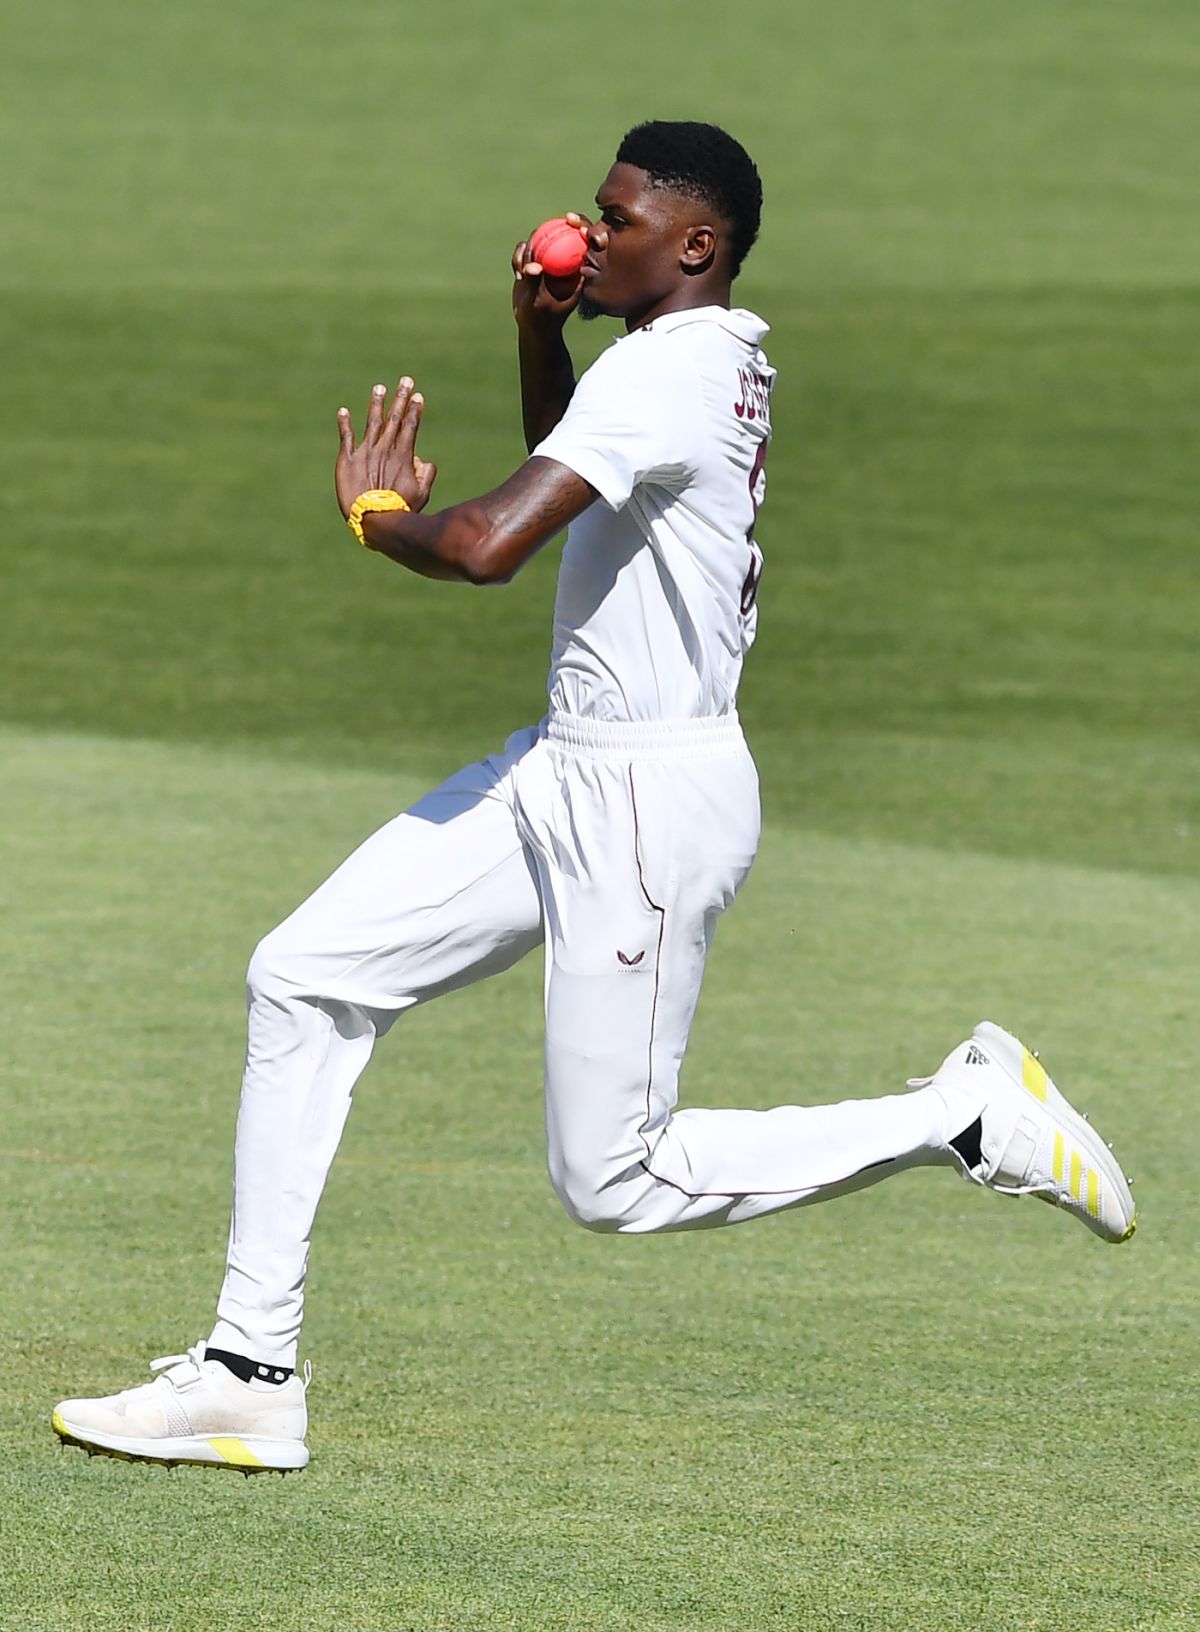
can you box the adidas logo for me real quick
[965,1044,989,1066]
[616,949,645,967]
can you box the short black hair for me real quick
[615,120,763,277]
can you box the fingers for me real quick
[383,375,415,447]
[513,237,545,290]
[414,456,438,507]
[395,382,425,467]
[363,381,387,447]
[515,252,546,309]
[336,374,431,517]
[564,211,593,231]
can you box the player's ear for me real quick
[681,223,717,276]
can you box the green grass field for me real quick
[2,2,1198,1627]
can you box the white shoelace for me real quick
[149,1341,208,1376]
[958,1165,1061,1200]
[980,1174,1061,1199]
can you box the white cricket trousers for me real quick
[210,714,959,1366]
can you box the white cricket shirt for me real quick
[533,305,774,722]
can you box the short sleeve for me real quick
[533,332,698,510]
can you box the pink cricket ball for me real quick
[529,218,588,279]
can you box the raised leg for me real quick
[531,740,955,1233]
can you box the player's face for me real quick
[578,163,717,329]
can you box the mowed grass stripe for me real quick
[2,725,1197,1630]
[3,720,1192,1154]
[3,1,1197,297]
[2,284,1196,877]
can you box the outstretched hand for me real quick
[512,212,591,332]
[335,377,438,519]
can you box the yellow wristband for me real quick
[347,488,410,547]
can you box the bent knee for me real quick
[246,930,299,1000]
[548,1161,623,1234]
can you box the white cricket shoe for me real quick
[52,1342,311,1473]
[915,1020,1137,1243]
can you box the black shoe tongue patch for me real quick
[950,1116,985,1171]
[206,1346,293,1386]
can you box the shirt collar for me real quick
[632,305,770,344]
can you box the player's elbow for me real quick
[459,555,515,586]
[455,536,519,586]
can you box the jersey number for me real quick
[740,438,768,615]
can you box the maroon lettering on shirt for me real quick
[733,367,772,424]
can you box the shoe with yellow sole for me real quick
[52,1342,310,1473]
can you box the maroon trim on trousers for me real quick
[628,766,751,1202]
[627,765,891,1204]
[627,765,667,1172]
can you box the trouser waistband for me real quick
[545,710,746,761]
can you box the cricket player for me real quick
[53,121,1135,1474]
